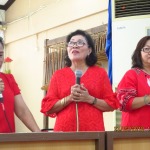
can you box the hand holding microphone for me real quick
[71,70,92,103]
[71,84,91,103]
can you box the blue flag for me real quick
[105,0,112,84]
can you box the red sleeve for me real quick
[40,72,60,117]
[101,70,119,109]
[5,74,20,95]
[117,70,137,111]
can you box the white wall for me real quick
[112,16,150,86]
[3,0,115,132]
[0,9,5,41]
[5,0,108,43]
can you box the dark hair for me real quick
[64,29,97,67]
[132,36,150,68]
[0,37,4,48]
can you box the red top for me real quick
[0,73,20,133]
[117,68,150,129]
[41,66,118,131]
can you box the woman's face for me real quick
[0,42,4,68]
[67,35,91,63]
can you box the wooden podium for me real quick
[0,132,105,150]
[106,131,150,150]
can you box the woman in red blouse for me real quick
[0,37,40,133]
[117,36,150,129]
[41,30,119,131]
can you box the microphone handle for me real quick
[76,103,79,132]
[75,77,80,131]
[76,77,80,85]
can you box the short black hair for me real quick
[132,36,150,68]
[64,29,97,67]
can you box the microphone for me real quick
[75,70,82,85]
[74,70,82,132]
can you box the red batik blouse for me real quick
[117,68,150,129]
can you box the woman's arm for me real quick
[46,95,72,114]
[132,95,150,109]
[87,95,114,111]
[70,84,115,111]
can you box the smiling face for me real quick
[67,35,91,64]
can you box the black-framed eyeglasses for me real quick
[67,41,86,47]
[142,47,150,53]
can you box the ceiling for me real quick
[0,0,15,10]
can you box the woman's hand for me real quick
[71,83,93,104]
[0,78,4,92]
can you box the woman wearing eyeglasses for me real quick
[41,29,119,131]
[117,36,150,130]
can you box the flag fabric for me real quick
[105,0,112,84]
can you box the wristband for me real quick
[144,95,150,105]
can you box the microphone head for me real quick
[75,70,82,78]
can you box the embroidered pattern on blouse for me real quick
[117,88,137,111]
[133,68,150,87]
